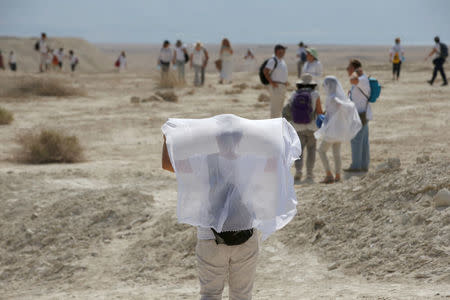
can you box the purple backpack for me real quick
[291,90,314,124]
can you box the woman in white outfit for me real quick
[315,76,362,184]
[118,51,127,72]
[219,38,233,84]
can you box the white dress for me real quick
[220,48,233,82]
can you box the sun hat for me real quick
[296,73,316,86]
[306,48,318,60]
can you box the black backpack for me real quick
[440,43,448,59]
[34,41,40,51]
[259,57,278,85]
[184,51,189,63]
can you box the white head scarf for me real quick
[162,114,301,240]
[315,76,362,142]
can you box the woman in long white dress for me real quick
[219,38,233,84]
[244,48,257,73]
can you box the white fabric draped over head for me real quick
[162,114,301,240]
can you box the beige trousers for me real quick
[196,233,259,300]
[268,85,286,118]
[318,140,342,174]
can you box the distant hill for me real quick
[0,37,113,73]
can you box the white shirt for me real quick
[434,43,441,59]
[288,89,320,131]
[119,55,126,68]
[350,74,373,120]
[265,56,288,83]
[39,39,48,54]
[302,60,323,79]
[174,46,186,62]
[192,48,206,66]
[56,50,64,61]
[9,53,16,64]
[390,44,404,55]
[296,47,307,62]
[70,55,78,65]
[159,47,173,63]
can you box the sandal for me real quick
[320,175,335,184]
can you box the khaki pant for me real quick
[318,140,341,174]
[196,233,259,300]
[295,130,316,177]
[268,85,286,118]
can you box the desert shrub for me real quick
[6,77,85,98]
[0,107,14,125]
[16,129,84,163]
[155,91,178,102]
[258,93,270,102]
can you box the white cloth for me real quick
[39,39,48,54]
[288,89,320,132]
[175,46,186,62]
[159,47,173,63]
[162,114,301,240]
[296,47,307,62]
[9,53,16,64]
[192,49,206,66]
[302,60,323,83]
[265,56,288,83]
[315,76,362,143]
[350,74,373,120]
[220,49,233,82]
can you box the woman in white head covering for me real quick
[315,76,362,183]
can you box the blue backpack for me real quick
[358,77,381,103]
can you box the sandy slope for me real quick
[0,40,449,299]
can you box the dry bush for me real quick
[258,93,270,102]
[16,129,84,164]
[158,71,180,89]
[224,88,243,95]
[142,94,164,102]
[186,89,195,95]
[155,91,178,102]
[252,84,266,90]
[6,77,85,98]
[232,83,248,90]
[0,107,14,125]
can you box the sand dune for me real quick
[0,38,449,299]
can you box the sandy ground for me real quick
[0,39,449,299]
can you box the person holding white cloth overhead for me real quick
[161,114,301,300]
[315,76,362,184]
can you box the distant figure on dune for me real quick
[158,40,173,83]
[426,36,448,86]
[218,38,233,84]
[173,40,188,83]
[37,33,48,73]
[68,50,79,72]
[8,51,17,71]
[282,73,323,183]
[56,48,64,70]
[0,50,4,70]
[46,49,53,71]
[115,51,127,72]
[344,59,371,173]
[263,44,288,118]
[52,48,60,71]
[316,76,362,184]
[389,38,404,81]
[296,42,307,78]
[302,48,323,84]
[243,49,256,73]
[190,42,209,86]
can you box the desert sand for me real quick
[0,37,449,299]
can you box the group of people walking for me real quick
[262,43,374,184]
[35,33,79,73]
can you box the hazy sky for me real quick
[1,0,449,45]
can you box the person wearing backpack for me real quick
[344,59,372,173]
[296,42,307,78]
[389,37,404,81]
[263,44,289,118]
[282,73,323,183]
[426,36,448,86]
[173,40,188,83]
